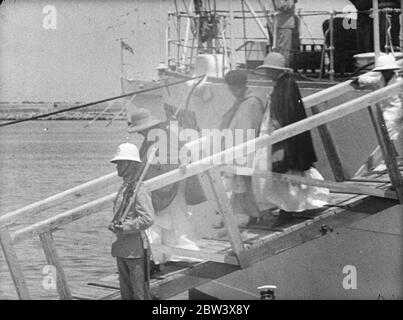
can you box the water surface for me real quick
[0,120,132,299]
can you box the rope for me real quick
[0,75,205,128]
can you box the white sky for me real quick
[0,0,357,101]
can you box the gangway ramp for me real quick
[72,169,399,299]
[1,77,402,300]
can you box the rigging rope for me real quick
[0,75,205,128]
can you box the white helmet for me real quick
[373,54,401,71]
[110,143,141,163]
[257,52,292,72]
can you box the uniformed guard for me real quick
[109,142,155,300]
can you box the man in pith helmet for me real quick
[109,142,155,300]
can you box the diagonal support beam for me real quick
[39,232,73,300]
[368,104,403,203]
[0,228,30,299]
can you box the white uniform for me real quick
[144,128,200,264]
[358,72,403,140]
[146,181,200,264]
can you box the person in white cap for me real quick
[358,54,403,154]
[109,142,155,300]
[255,52,329,228]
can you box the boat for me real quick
[1,0,403,300]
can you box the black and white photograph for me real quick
[0,0,402,302]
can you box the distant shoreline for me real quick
[0,112,126,121]
[0,91,163,121]
[0,101,126,121]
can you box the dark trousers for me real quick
[116,257,151,300]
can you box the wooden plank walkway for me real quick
[72,167,398,300]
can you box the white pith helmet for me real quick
[110,143,141,163]
[373,54,401,71]
[257,52,292,72]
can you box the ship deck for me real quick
[71,166,400,300]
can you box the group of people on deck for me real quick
[106,50,403,300]
[220,52,330,228]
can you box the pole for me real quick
[167,14,171,67]
[271,0,278,50]
[221,15,228,77]
[329,11,335,81]
[256,0,272,47]
[373,0,381,59]
[182,0,194,67]
[400,0,403,49]
[272,14,278,50]
[120,39,125,94]
[229,0,236,69]
[120,39,124,77]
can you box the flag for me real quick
[121,40,134,54]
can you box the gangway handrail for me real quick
[0,172,119,229]
[8,80,403,244]
[143,82,403,191]
[1,72,399,228]
[0,138,209,230]
[2,78,402,300]
[303,79,354,108]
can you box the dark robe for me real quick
[270,73,317,173]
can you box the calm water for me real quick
[0,120,137,299]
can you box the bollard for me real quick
[257,285,277,300]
